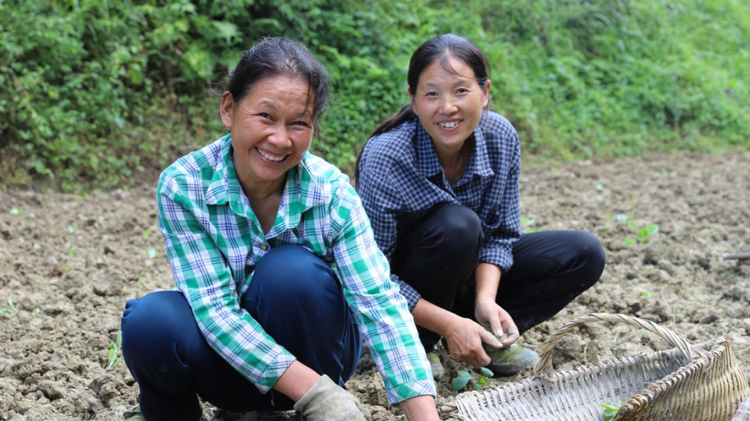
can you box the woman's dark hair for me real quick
[354,34,490,184]
[225,37,329,132]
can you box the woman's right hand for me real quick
[293,375,371,421]
[442,315,503,367]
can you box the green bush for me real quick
[1,0,748,190]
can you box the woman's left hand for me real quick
[474,298,519,347]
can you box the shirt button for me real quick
[259,243,268,251]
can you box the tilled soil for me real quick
[1,152,748,420]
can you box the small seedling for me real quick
[624,237,636,246]
[451,370,475,391]
[520,217,537,233]
[142,230,150,239]
[637,224,659,243]
[615,214,631,222]
[451,367,495,391]
[146,247,157,259]
[106,332,123,369]
[595,183,605,190]
[9,207,23,215]
[67,248,75,256]
[640,290,652,298]
[66,225,76,233]
[601,401,626,420]
[7,298,18,313]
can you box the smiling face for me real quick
[410,55,489,158]
[220,75,314,195]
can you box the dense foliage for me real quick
[1,0,748,190]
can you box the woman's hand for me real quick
[442,315,502,367]
[474,297,519,347]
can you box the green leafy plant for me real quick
[451,367,495,391]
[637,224,659,243]
[106,332,123,370]
[601,401,626,420]
[521,217,537,233]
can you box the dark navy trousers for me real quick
[121,245,362,421]
[390,204,606,352]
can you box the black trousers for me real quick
[390,204,606,352]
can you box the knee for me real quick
[121,291,206,365]
[571,231,606,287]
[425,204,483,254]
[252,245,339,308]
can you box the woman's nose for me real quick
[267,125,292,148]
[439,95,458,114]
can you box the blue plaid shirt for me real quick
[357,110,521,310]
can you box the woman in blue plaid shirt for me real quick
[121,38,439,421]
[356,34,606,378]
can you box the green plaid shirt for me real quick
[157,134,435,403]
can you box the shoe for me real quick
[426,351,445,380]
[485,344,540,376]
[123,406,146,421]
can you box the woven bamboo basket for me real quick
[732,394,750,421]
[444,313,749,421]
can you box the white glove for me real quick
[293,375,372,421]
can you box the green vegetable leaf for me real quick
[450,370,474,391]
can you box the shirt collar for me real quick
[414,116,495,181]
[204,136,329,227]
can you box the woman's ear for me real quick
[219,91,234,129]
[482,79,491,109]
[407,86,415,103]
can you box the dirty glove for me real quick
[293,375,372,421]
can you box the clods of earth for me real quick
[1,152,749,420]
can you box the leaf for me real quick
[601,402,624,420]
[479,367,494,377]
[450,370,474,391]
[7,298,18,312]
[212,21,239,43]
[473,383,483,391]
[637,224,659,241]
[615,214,631,222]
[106,341,118,369]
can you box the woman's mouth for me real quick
[256,148,287,162]
[438,120,461,131]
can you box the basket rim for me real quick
[450,337,738,417]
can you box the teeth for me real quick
[256,148,286,162]
[439,121,459,128]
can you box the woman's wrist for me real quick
[399,395,440,421]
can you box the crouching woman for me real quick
[120,38,439,421]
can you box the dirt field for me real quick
[1,152,748,420]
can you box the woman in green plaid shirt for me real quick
[120,38,439,421]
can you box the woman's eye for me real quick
[258,113,272,119]
[456,88,469,94]
[424,92,438,98]
[292,121,310,128]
